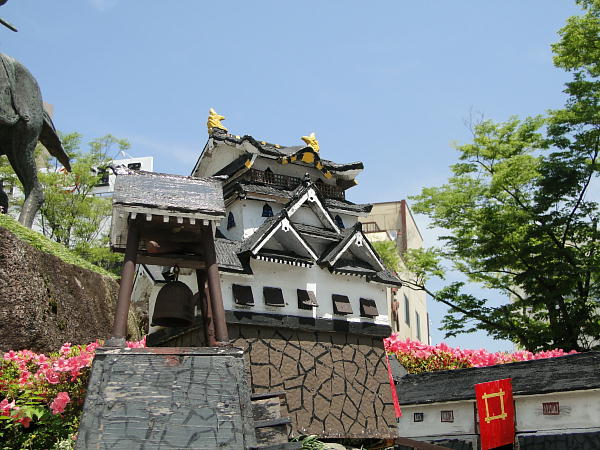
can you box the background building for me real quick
[361,200,430,343]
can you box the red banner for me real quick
[385,353,402,418]
[475,378,515,450]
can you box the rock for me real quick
[0,226,140,353]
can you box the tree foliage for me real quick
[371,240,400,272]
[410,1,600,351]
[0,133,129,275]
[36,134,129,275]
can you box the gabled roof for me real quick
[239,211,318,261]
[285,182,340,232]
[320,223,385,272]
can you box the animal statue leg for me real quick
[6,121,44,228]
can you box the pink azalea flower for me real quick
[3,350,18,361]
[0,398,16,416]
[126,336,147,348]
[59,342,72,355]
[45,370,60,385]
[50,392,70,415]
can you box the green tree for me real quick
[410,1,600,352]
[371,240,400,272]
[36,134,129,274]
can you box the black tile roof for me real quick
[332,260,376,275]
[370,270,403,286]
[210,129,363,174]
[325,198,373,214]
[256,249,314,266]
[215,238,252,274]
[113,171,225,217]
[294,223,341,240]
[223,181,294,201]
[395,351,600,406]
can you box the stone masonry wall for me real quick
[161,322,397,439]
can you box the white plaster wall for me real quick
[334,212,357,229]
[221,259,389,324]
[219,201,245,241]
[145,260,390,331]
[195,142,244,178]
[396,390,600,441]
[290,206,327,228]
[398,402,476,438]
[240,200,284,239]
[515,389,600,433]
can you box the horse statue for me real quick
[0,4,71,228]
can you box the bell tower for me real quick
[106,170,228,346]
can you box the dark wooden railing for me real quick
[242,169,345,200]
[362,221,381,233]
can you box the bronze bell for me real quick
[151,266,195,327]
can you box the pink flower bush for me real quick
[1,335,146,446]
[384,335,577,374]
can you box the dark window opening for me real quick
[227,212,236,230]
[332,294,352,315]
[404,294,410,326]
[297,289,318,310]
[232,284,254,306]
[543,402,560,415]
[413,412,424,422]
[359,298,378,318]
[416,311,422,340]
[263,287,285,307]
[96,167,110,186]
[262,203,274,217]
[441,410,454,422]
[334,215,345,229]
[127,162,142,170]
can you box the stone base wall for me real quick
[153,314,396,439]
[77,348,256,449]
[0,227,140,353]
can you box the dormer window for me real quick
[227,212,236,230]
[262,203,274,218]
[335,215,345,229]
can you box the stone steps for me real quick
[250,391,300,449]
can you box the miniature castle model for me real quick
[135,109,402,439]
[142,110,402,334]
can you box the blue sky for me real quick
[1,1,581,351]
